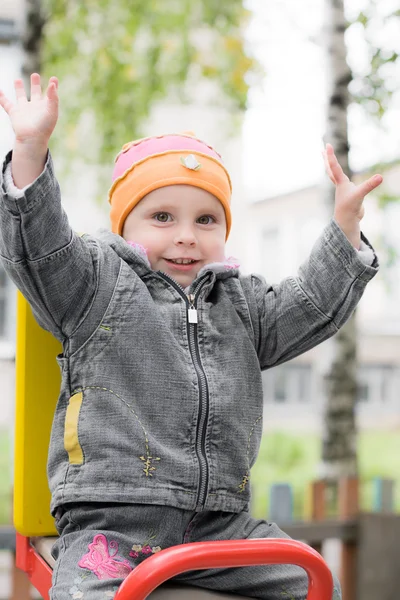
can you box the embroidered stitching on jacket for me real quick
[73,386,161,476]
[238,414,262,493]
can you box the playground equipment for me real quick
[13,292,334,600]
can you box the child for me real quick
[0,74,381,600]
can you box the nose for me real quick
[174,224,197,247]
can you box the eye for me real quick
[197,215,215,225]
[153,212,172,223]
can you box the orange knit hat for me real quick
[108,133,232,239]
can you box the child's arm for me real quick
[0,75,116,340]
[248,147,381,369]
[249,222,377,369]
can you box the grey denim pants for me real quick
[50,503,341,600]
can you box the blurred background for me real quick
[0,0,399,598]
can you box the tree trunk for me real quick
[21,0,45,82]
[320,0,358,480]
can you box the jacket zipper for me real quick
[158,272,210,510]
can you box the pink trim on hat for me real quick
[112,135,223,182]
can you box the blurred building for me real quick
[244,165,400,431]
[0,3,23,434]
[1,3,400,436]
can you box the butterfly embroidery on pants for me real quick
[78,534,132,580]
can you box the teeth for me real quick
[170,259,196,264]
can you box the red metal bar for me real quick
[15,533,30,572]
[114,539,333,600]
[15,533,52,600]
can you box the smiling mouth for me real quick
[165,258,199,265]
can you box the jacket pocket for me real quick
[64,392,84,464]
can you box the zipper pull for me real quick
[187,294,198,324]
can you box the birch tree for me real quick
[320,0,399,479]
[319,0,357,480]
[21,0,46,83]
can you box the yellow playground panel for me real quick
[14,291,60,537]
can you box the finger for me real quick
[49,76,58,88]
[326,144,349,185]
[322,149,336,184]
[322,149,334,181]
[14,79,27,101]
[46,77,59,101]
[0,90,14,115]
[30,73,42,99]
[354,174,383,200]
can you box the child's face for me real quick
[122,185,227,288]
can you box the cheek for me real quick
[205,238,226,262]
[131,231,167,266]
[125,225,155,248]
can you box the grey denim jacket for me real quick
[0,152,378,515]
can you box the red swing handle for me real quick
[114,538,333,600]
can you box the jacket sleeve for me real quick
[0,151,110,341]
[248,219,379,370]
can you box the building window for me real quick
[0,19,18,43]
[263,364,398,407]
[357,365,396,404]
[263,364,312,404]
[273,368,286,403]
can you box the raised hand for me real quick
[0,73,59,188]
[323,143,383,249]
[0,73,59,148]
